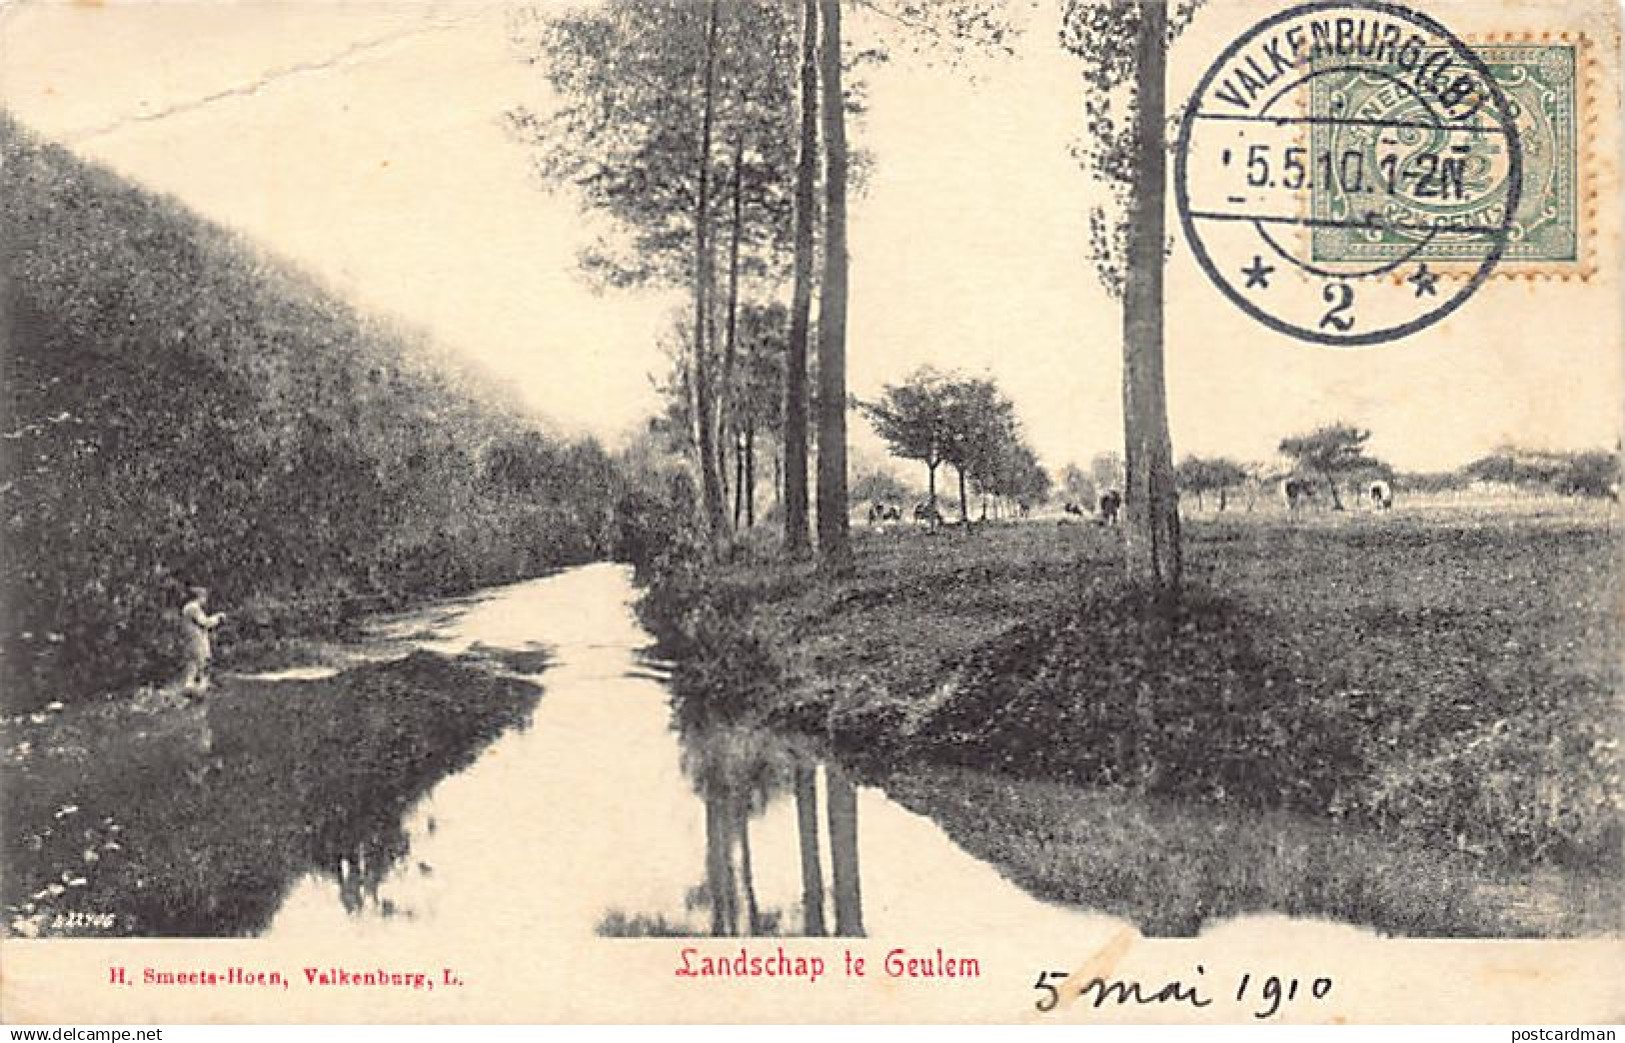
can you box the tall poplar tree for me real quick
[784,0,819,559]
[1063,0,1205,593]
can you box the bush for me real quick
[613,472,705,582]
[1,118,626,711]
[915,584,1620,870]
[1363,692,1622,867]
[1557,451,1621,499]
[915,585,1362,810]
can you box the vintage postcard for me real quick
[1,0,1621,1026]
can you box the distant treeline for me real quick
[0,116,634,710]
[1392,451,1618,497]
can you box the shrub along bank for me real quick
[2,118,623,712]
[636,515,1622,885]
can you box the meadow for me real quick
[643,492,1622,935]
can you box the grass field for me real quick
[645,494,1622,936]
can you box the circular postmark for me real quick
[1175,0,1523,346]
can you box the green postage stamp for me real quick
[1310,40,1583,269]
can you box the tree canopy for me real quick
[1279,423,1390,509]
[859,367,1037,527]
[508,0,799,290]
[858,366,956,508]
[1175,455,1248,511]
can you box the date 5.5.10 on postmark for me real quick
[1175,0,1526,346]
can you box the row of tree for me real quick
[1463,446,1621,499]
[1103,427,1620,514]
[859,366,1049,527]
[511,0,1025,571]
[514,0,831,566]
[515,0,1224,593]
[1090,425,1389,513]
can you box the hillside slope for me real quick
[1,114,618,709]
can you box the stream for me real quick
[261,562,1120,943]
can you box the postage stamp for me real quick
[1309,38,1584,270]
[2,0,1623,1027]
[1175,0,1524,346]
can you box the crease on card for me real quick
[1054,925,1139,1014]
[60,10,488,147]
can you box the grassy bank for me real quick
[2,651,542,937]
[2,117,621,714]
[886,765,1619,937]
[641,502,1622,935]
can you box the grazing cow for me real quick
[913,501,943,527]
[1282,478,1316,513]
[1368,479,1393,510]
[1063,501,1087,518]
[867,501,902,525]
[1097,490,1122,525]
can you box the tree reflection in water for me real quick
[321,816,412,920]
[825,762,863,937]
[597,714,866,938]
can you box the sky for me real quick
[1,0,1619,474]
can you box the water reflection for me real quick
[265,564,1122,948]
[329,831,410,919]
[598,719,866,938]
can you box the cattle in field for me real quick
[1097,490,1122,525]
[1282,478,1316,513]
[1368,479,1393,510]
[867,501,902,525]
[1063,501,1086,518]
[913,502,943,527]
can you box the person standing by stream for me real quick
[179,586,226,692]
[178,586,226,761]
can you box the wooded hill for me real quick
[1,114,621,711]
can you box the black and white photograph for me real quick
[1,0,1620,1025]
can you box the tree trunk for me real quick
[1219,487,1227,512]
[691,0,728,546]
[956,465,971,532]
[720,136,746,533]
[733,433,746,529]
[744,424,757,527]
[1120,0,1181,593]
[783,0,818,560]
[1323,471,1344,510]
[826,763,864,936]
[718,401,730,515]
[794,765,825,936]
[815,0,852,573]
[704,786,737,936]
[735,794,761,935]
